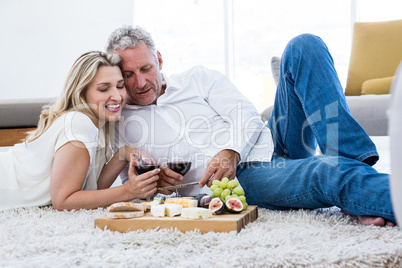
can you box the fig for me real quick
[225,197,243,213]
[208,197,225,215]
[194,193,208,207]
[199,195,213,208]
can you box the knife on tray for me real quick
[157,181,199,191]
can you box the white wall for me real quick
[0,0,133,100]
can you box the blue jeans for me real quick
[237,34,395,223]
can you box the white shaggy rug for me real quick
[1,206,402,268]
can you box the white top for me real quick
[115,65,274,196]
[0,111,105,209]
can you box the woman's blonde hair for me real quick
[26,51,122,147]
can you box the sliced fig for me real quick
[194,193,208,207]
[208,197,225,215]
[200,195,213,208]
[225,197,243,213]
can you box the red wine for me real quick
[167,161,191,176]
[135,164,159,175]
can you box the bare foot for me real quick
[341,210,396,226]
[358,216,396,226]
[386,220,396,227]
[357,216,385,226]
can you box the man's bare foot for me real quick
[358,216,384,226]
[341,210,396,226]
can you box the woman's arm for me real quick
[97,146,136,189]
[50,141,159,211]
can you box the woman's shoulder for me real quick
[53,111,98,141]
[57,111,98,133]
[59,111,95,123]
[53,111,99,152]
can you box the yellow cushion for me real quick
[361,76,394,95]
[345,19,402,96]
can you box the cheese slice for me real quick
[151,204,166,217]
[150,204,183,217]
[181,207,213,220]
[165,198,198,208]
[165,204,183,217]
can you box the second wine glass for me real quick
[134,144,159,175]
[167,142,192,176]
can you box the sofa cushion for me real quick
[345,19,402,96]
[361,76,394,95]
[0,97,56,128]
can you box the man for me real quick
[107,25,395,226]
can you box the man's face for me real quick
[118,42,163,106]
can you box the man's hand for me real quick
[199,149,240,187]
[156,166,183,195]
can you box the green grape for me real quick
[232,179,239,188]
[220,180,228,189]
[220,189,231,200]
[233,186,245,196]
[242,202,248,211]
[220,177,229,188]
[227,180,237,189]
[213,187,223,197]
[224,194,232,202]
[212,180,221,187]
[210,184,218,191]
[238,195,246,203]
[231,194,239,198]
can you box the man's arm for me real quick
[196,66,268,185]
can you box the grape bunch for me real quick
[209,177,248,211]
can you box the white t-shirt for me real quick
[0,111,105,209]
[115,65,274,196]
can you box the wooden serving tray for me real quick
[95,205,258,234]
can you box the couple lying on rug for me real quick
[0,25,395,227]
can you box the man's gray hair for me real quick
[106,25,158,62]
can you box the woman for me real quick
[0,51,160,211]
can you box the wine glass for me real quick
[134,144,159,175]
[167,142,192,176]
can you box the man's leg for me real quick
[267,34,378,165]
[237,157,395,224]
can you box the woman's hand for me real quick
[124,155,160,199]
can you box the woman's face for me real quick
[85,65,126,127]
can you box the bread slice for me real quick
[107,210,144,219]
[106,202,145,219]
[108,202,145,212]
